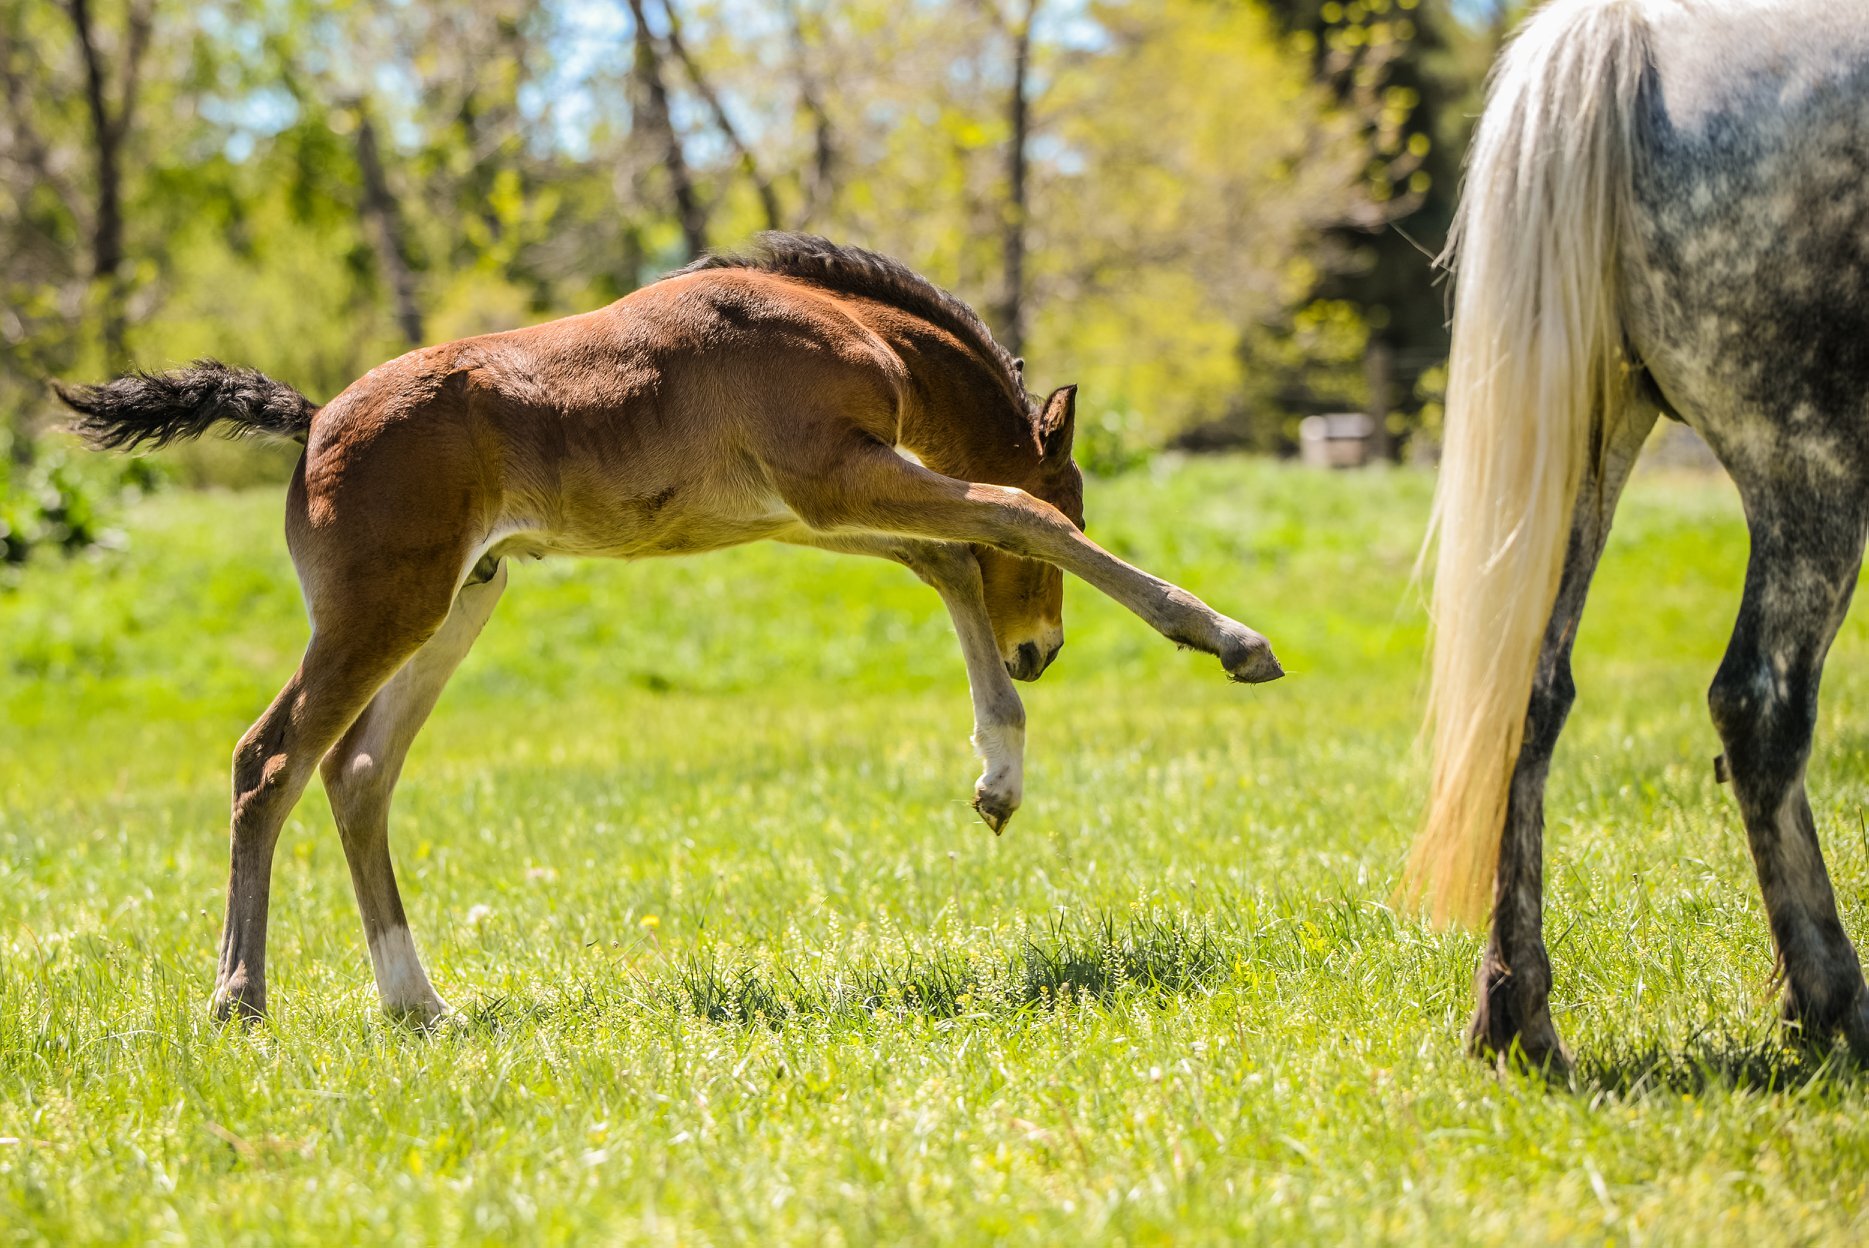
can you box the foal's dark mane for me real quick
[672,232,1031,414]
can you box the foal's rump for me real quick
[272,394,483,655]
[474,290,905,561]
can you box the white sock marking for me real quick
[369,925,441,1013]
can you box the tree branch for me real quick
[62,0,128,365]
[994,0,1039,359]
[114,0,156,147]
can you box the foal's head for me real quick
[979,383,1083,682]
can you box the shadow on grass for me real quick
[663,911,1226,1027]
[1568,1032,1860,1097]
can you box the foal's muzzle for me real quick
[1006,640,1061,682]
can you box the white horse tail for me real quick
[1407,0,1651,925]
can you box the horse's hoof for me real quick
[1469,970,1569,1076]
[1221,628,1284,684]
[1469,1015,1571,1076]
[1838,996,1869,1062]
[1780,977,1869,1057]
[1483,1032,1572,1078]
[209,982,267,1025]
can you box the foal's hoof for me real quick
[384,994,455,1031]
[1220,627,1284,684]
[973,785,1019,835]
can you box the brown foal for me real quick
[61,233,1282,1023]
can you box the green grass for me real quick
[4,455,1869,1244]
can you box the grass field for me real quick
[5,455,1869,1244]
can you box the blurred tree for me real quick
[0,0,1499,494]
[1256,0,1487,454]
[780,0,837,225]
[65,0,154,372]
[660,0,782,233]
[0,0,257,470]
[626,0,708,259]
[350,101,424,346]
[974,0,1040,360]
[1031,0,1365,451]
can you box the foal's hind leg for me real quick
[1707,477,1869,1053]
[775,445,1283,682]
[320,559,508,1021]
[215,607,448,1020]
[214,496,470,1019]
[1471,405,1657,1068]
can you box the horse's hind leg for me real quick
[1472,404,1658,1068]
[320,558,508,1021]
[1708,474,1869,1052]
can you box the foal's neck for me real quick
[885,327,1038,489]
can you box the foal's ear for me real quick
[1038,384,1077,459]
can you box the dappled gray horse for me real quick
[1411,0,1869,1066]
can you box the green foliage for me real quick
[1071,402,1155,478]
[1229,297,1373,452]
[1254,0,1494,447]
[7,459,1869,1241]
[0,438,153,574]
[1413,358,1449,444]
[2,0,1492,481]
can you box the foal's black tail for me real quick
[55,360,319,452]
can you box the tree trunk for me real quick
[352,106,425,347]
[659,0,781,232]
[626,0,708,260]
[1364,335,1395,461]
[782,0,836,225]
[994,0,1038,361]
[64,0,151,371]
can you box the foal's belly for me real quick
[484,482,805,564]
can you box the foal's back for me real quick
[299,268,910,564]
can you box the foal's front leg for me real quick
[790,535,1026,830]
[907,544,1028,831]
[782,448,1284,684]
